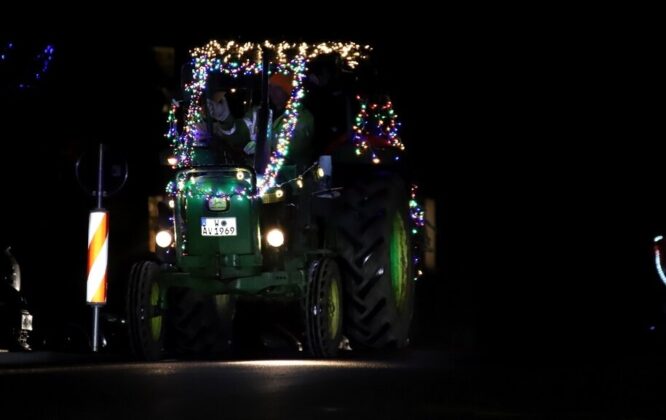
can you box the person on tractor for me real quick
[206,73,315,170]
[189,89,249,164]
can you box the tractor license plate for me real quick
[201,217,237,236]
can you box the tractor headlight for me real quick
[156,230,173,248]
[266,228,285,248]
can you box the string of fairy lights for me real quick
[259,58,307,192]
[410,184,426,280]
[166,162,323,203]
[409,184,426,280]
[0,41,55,89]
[190,40,369,68]
[410,185,425,230]
[167,171,252,201]
[353,96,405,164]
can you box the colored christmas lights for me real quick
[353,96,405,164]
[410,185,425,229]
[410,184,426,280]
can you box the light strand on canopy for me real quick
[168,41,371,195]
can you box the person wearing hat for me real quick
[209,73,315,170]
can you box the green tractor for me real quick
[126,41,419,360]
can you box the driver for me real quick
[209,73,315,170]
[190,90,249,162]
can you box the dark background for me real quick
[1,14,664,365]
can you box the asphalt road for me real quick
[1,349,665,419]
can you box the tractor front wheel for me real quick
[305,257,343,357]
[168,289,235,359]
[126,260,164,361]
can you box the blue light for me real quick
[655,235,663,243]
[2,42,55,89]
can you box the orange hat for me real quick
[269,73,294,94]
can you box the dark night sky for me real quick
[1,15,665,362]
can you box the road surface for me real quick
[2,349,665,419]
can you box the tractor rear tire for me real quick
[336,174,415,349]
